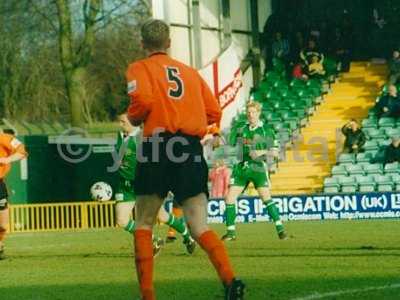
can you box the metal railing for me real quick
[8,201,116,233]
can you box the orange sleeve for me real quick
[0,135,27,157]
[10,136,28,157]
[126,62,154,124]
[199,75,222,126]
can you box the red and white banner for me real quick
[199,44,247,130]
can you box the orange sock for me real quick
[134,229,155,300]
[198,230,235,285]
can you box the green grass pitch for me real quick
[2,220,400,300]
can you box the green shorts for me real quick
[230,162,270,188]
[115,178,135,202]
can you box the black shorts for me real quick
[0,180,8,210]
[134,132,209,205]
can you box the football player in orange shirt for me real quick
[126,19,244,300]
[0,129,28,260]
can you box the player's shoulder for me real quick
[0,133,13,142]
[126,59,147,72]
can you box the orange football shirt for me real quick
[126,53,222,138]
[0,134,27,179]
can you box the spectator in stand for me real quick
[306,55,326,80]
[292,62,308,81]
[290,31,305,65]
[371,137,400,165]
[331,27,351,72]
[271,31,290,62]
[341,119,366,154]
[209,159,231,198]
[374,84,400,118]
[388,50,400,85]
[300,39,324,68]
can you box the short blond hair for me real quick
[141,19,170,51]
[246,101,262,112]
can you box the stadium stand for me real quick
[322,64,400,193]
[271,62,387,195]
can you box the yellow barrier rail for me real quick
[8,201,116,233]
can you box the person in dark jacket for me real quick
[388,50,400,85]
[371,137,400,165]
[341,119,366,153]
[330,27,351,72]
[374,85,400,118]
[382,137,400,164]
[300,39,324,66]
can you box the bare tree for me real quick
[0,0,151,125]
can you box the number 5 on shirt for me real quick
[166,67,184,99]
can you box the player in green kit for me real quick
[114,112,196,254]
[222,101,287,241]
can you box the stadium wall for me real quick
[151,0,272,67]
[151,0,271,128]
[9,192,400,232]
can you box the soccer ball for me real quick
[90,182,113,202]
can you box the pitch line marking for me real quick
[291,283,400,300]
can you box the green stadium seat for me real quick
[346,164,365,176]
[391,173,400,183]
[374,174,394,192]
[273,80,288,90]
[298,95,314,106]
[364,163,384,175]
[385,128,400,138]
[378,117,396,129]
[364,140,379,151]
[361,118,378,129]
[264,71,281,82]
[356,175,376,192]
[395,118,400,128]
[306,78,322,89]
[280,110,298,121]
[265,90,281,100]
[378,139,391,147]
[225,146,237,157]
[365,128,385,140]
[213,147,226,159]
[332,165,347,176]
[285,120,299,132]
[276,131,291,145]
[339,176,357,193]
[384,162,399,174]
[263,111,277,121]
[283,96,300,108]
[250,90,264,102]
[290,78,306,88]
[280,89,297,98]
[338,153,356,164]
[356,152,373,163]
[323,177,340,193]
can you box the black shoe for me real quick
[278,230,288,240]
[225,278,245,300]
[165,236,177,243]
[221,231,237,241]
[183,238,196,255]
